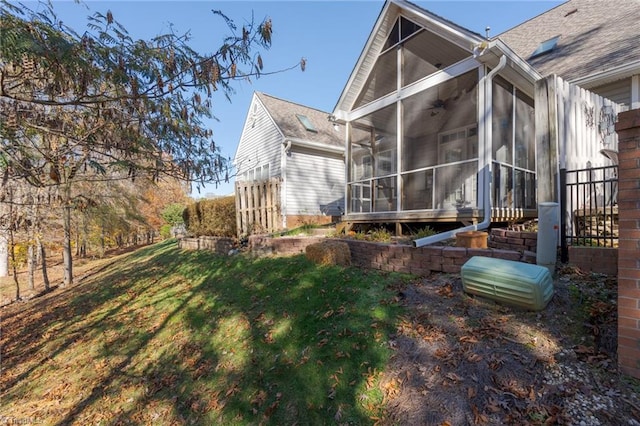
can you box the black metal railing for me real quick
[560,164,618,262]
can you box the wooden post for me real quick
[535,74,559,203]
[235,181,242,237]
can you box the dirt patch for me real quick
[382,266,640,425]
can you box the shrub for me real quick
[160,224,172,239]
[369,227,392,242]
[183,196,236,237]
[9,242,28,269]
[412,225,436,239]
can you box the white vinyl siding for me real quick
[235,99,283,180]
[285,147,345,216]
[592,78,632,109]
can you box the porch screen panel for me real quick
[402,30,469,87]
[401,88,439,172]
[354,49,397,109]
[514,90,535,171]
[492,77,514,165]
[493,163,513,208]
[402,71,478,172]
[401,70,479,211]
[402,170,433,210]
[374,176,397,212]
[514,169,536,209]
[491,78,536,211]
[435,162,477,210]
[347,104,398,213]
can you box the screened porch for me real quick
[338,13,538,228]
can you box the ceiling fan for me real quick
[426,82,474,116]
[426,86,451,116]
[429,98,447,115]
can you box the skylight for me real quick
[296,114,317,132]
[530,36,560,58]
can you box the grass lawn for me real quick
[1,239,410,425]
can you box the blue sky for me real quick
[37,0,562,198]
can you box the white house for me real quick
[234,92,344,235]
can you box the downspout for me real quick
[281,140,292,229]
[414,54,507,247]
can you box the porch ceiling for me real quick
[333,0,484,117]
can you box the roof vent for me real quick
[564,8,578,17]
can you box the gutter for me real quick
[285,137,344,156]
[281,140,292,228]
[413,55,507,247]
[568,59,640,89]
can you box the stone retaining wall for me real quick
[178,237,235,255]
[182,231,616,277]
[248,235,534,277]
[489,229,538,253]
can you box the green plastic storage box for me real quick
[460,256,554,311]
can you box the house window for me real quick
[439,127,472,163]
[238,163,270,182]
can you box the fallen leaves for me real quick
[396,314,446,342]
[381,377,402,401]
[436,282,455,298]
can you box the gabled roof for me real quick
[255,92,343,149]
[497,0,640,86]
[334,0,484,115]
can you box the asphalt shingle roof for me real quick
[256,92,343,149]
[497,0,640,82]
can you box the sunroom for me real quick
[332,2,541,237]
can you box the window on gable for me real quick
[384,19,401,50]
[383,16,422,50]
[530,36,559,58]
[400,17,421,40]
[296,114,317,132]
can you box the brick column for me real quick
[616,109,640,379]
